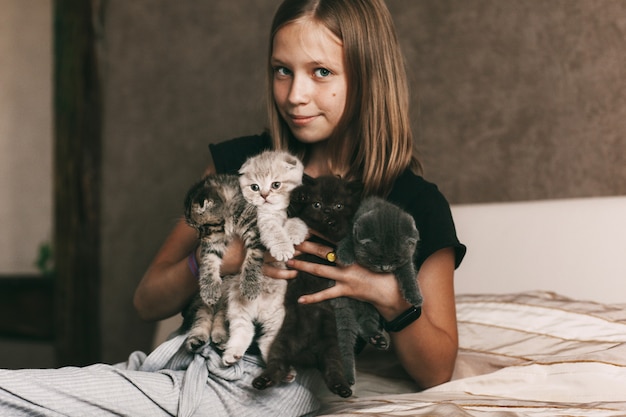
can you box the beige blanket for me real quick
[320,291,626,416]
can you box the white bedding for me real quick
[320,291,626,416]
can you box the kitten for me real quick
[252,175,362,398]
[213,150,307,365]
[238,149,309,260]
[334,196,422,383]
[182,173,266,353]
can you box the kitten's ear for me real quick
[353,222,370,243]
[287,186,307,216]
[283,153,302,170]
[347,180,364,198]
[302,175,316,186]
[238,157,252,175]
[290,187,309,203]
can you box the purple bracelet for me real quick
[187,251,199,279]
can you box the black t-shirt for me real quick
[209,133,466,269]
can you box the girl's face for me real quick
[271,19,348,144]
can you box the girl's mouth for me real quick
[289,114,316,126]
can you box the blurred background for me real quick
[1,0,625,368]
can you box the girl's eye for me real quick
[271,182,281,190]
[251,184,260,192]
[274,66,292,77]
[312,202,322,209]
[314,68,331,78]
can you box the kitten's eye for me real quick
[271,182,281,190]
[312,202,322,210]
[250,184,260,192]
[334,203,344,210]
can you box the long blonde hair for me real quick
[267,0,421,196]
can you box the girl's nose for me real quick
[287,74,310,105]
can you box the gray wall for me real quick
[99,0,626,362]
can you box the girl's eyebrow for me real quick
[270,57,285,65]
[271,57,332,69]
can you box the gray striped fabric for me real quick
[0,333,321,416]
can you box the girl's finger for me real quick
[295,240,335,261]
[286,258,344,280]
[298,285,343,304]
[263,263,298,280]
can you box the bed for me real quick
[154,196,626,416]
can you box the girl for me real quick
[137,0,465,388]
[0,0,465,415]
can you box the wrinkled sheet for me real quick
[320,291,626,416]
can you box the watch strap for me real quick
[383,305,422,332]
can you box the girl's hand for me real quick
[224,236,299,280]
[286,240,410,320]
[261,239,301,280]
[263,250,299,280]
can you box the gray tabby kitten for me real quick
[182,173,265,352]
[334,196,422,384]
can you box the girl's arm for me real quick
[290,242,458,389]
[133,163,247,321]
[134,217,201,321]
[383,248,458,388]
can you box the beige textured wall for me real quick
[0,0,53,274]
[391,0,626,202]
[99,1,626,362]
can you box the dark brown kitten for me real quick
[252,175,362,398]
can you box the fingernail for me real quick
[298,296,306,304]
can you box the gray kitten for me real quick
[335,196,422,384]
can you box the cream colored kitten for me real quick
[212,150,307,366]
[239,150,308,261]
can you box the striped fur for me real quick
[183,173,265,352]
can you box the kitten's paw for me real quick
[330,382,353,398]
[184,333,208,353]
[369,333,390,350]
[240,278,261,300]
[221,353,243,367]
[210,327,229,350]
[252,375,274,390]
[285,218,308,245]
[281,366,297,383]
[401,287,423,307]
[199,280,222,305]
[221,346,246,366]
[269,244,295,262]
